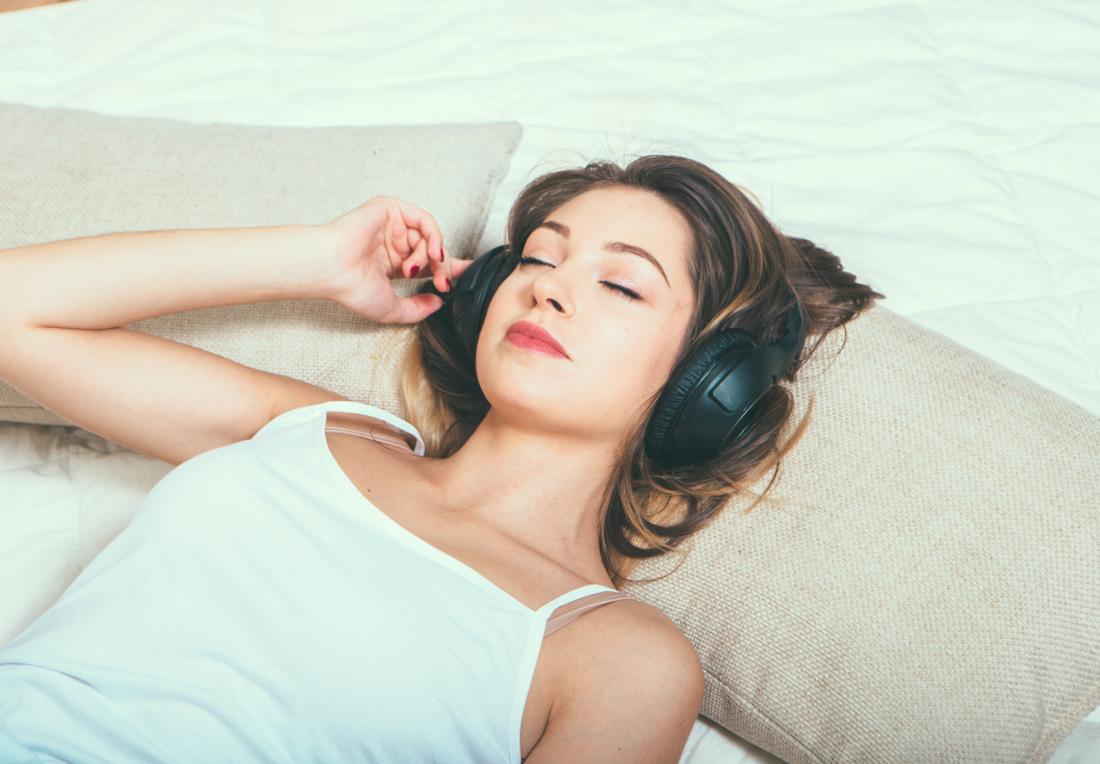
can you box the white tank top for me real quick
[0,400,630,763]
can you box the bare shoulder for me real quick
[561,595,698,671]
[597,595,698,657]
[531,597,704,763]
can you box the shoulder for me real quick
[532,598,704,763]
[607,599,703,698]
[563,596,701,683]
[597,597,703,690]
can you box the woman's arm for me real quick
[0,223,348,465]
[0,223,336,330]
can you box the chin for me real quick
[481,382,569,415]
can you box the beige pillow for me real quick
[4,101,1098,762]
[0,100,522,424]
[634,303,1100,762]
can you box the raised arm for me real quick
[0,196,456,465]
[0,222,354,465]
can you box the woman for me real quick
[0,155,883,762]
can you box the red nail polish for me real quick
[410,265,420,276]
[446,277,452,289]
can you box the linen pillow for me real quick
[0,100,522,424]
[630,302,1100,763]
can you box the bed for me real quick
[1,1,1097,761]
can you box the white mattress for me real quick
[0,1,1097,761]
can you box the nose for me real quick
[529,268,570,313]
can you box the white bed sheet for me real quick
[0,1,1097,761]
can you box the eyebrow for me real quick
[533,220,671,288]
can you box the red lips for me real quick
[506,320,570,359]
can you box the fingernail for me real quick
[410,265,420,277]
[446,277,452,290]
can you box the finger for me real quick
[390,210,408,255]
[451,257,474,281]
[408,233,436,288]
[405,236,428,279]
[395,228,416,274]
[384,220,405,274]
[395,199,444,263]
[380,202,406,259]
[388,292,444,325]
[431,242,449,293]
[436,255,470,291]
[386,218,410,273]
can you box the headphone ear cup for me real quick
[645,329,758,464]
[446,245,515,364]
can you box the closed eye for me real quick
[516,255,641,301]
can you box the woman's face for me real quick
[477,185,696,444]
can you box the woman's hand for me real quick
[317,196,474,325]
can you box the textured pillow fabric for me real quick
[631,303,1100,763]
[0,100,522,424]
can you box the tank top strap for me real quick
[254,399,426,456]
[543,590,633,638]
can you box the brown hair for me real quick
[399,155,885,588]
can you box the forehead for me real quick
[547,187,690,243]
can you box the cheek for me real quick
[595,321,670,377]
[605,314,662,346]
[481,291,516,342]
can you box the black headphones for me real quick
[432,244,806,466]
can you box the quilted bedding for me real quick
[0,1,1097,761]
